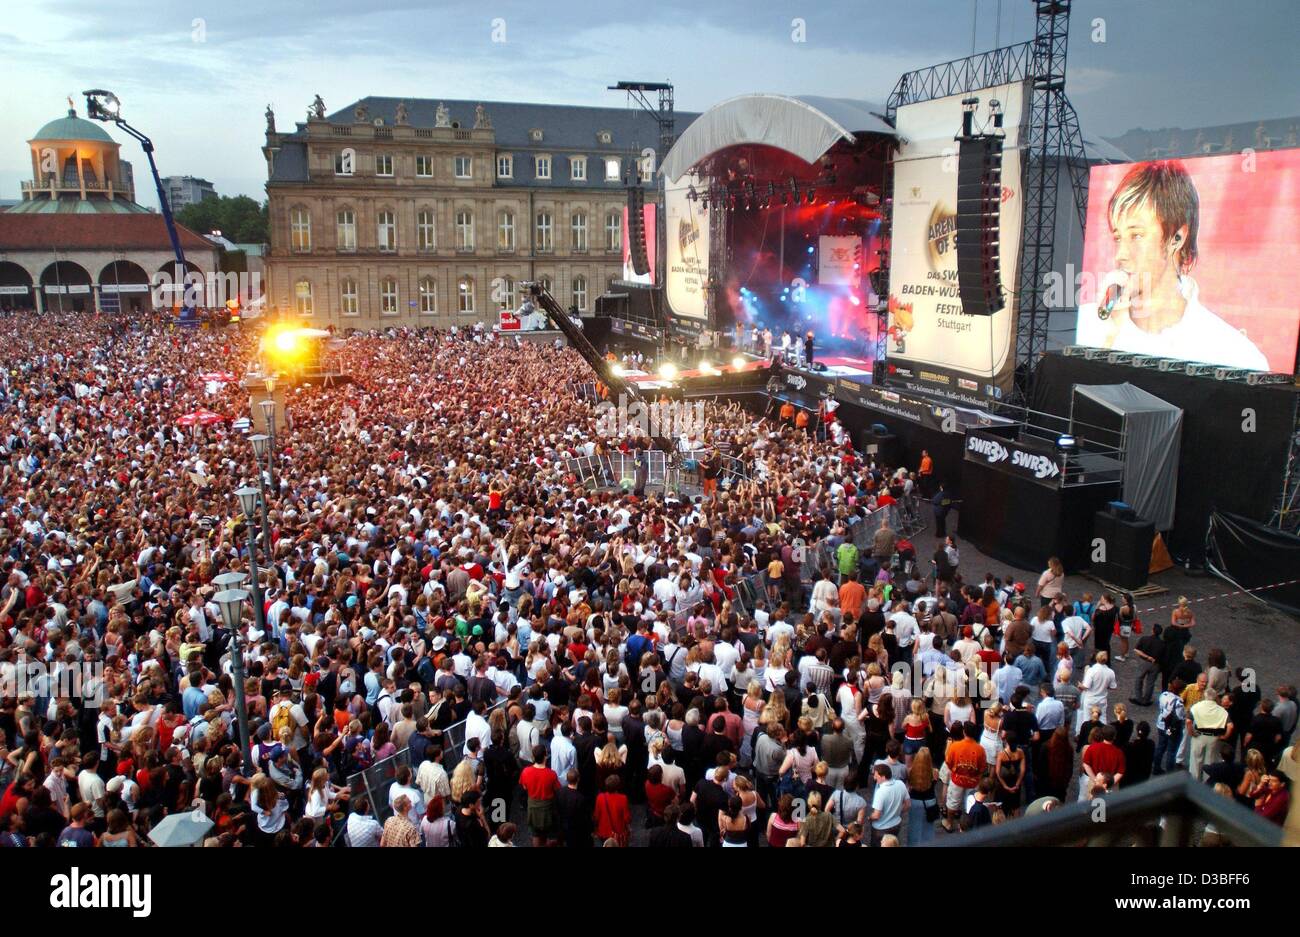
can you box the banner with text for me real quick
[964,429,1063,488]
[665,177,711,320]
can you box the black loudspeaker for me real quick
[1092,510,1155,589]
[955,135,1004,316]
[627,186,649,276]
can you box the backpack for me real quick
[271,702,295,744]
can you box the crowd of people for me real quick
[0,310,1293,848]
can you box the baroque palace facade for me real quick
[262,96,689,327]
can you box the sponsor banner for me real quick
[610,318,663,343]
[887,80,1029,399]
[0,286,30,295]
[101,283,151,294]
[836,380,1012,434]
[781,369,836,399]
[498,310,521,331]
[883,360,1007,406]
[818,235,862,286]
[664,177,709,319]
[964,429,1063,487]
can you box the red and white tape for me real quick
[1138,577,1300,616]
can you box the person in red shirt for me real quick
[1253,773,1290,826]
[518,744,560,847]
[593,775,631,846]
[1081,724,1127,793]
[644,764,676,825]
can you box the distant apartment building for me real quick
[163,175,217,210]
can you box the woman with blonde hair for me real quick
[739,682,765,766]
[1237,749,1268,807]
[450,758,479,806]
[866,633,889,672]
[981,702,1005,767]
[761,691,789,732]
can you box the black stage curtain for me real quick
[834,401,967,496]
[1032,354,1297,561]
[1206,511,1300,617]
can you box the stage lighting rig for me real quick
[960,96,979,136]
[1246,372,1296,386]
[1106,352,1135,366]
[989,99,1004,135]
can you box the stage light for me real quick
[807,189,817,204]
[807,246,814,255]
[658,363,678,380]
[610,364,625,377]
[1056,434,1077,453]
[731,356,746,369]
[850,295,860,306]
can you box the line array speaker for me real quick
[955,135,1004,316]
[628,186,650,276]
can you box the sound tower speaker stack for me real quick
[1092,509,1155,590]
[955,135,1004,316]
[627,186,650,276]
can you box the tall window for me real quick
[417,209,436,252]
[571,211,588,252]
[571,156,587,181]
[380,277,398,314]
[498,276,516,310]
[340,278,358,316]
[572,275,587,312]
[454,155,472,179]
[415,155,433,177]
[605,211,622,251]
[539,275,552,294]
[458,276,475,314]
[336,209,356,252]
[375,154,393,176]
[535,155,551,180]
[455,209,474,251]
[377,211,396,252]
[294,279,313,315]
[535,210,553,252]
[335,148,355,175]
[497,210,515,252]
[639,155,654,183]
[604,157,621,181]
[290,208,311,252]
[419,277,437,314]
[497,154,513,178]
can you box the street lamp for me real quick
[214,587,255,775]
[248,433,273,551]
[233,486,269,645]
[258,399,277,490]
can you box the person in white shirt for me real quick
[1077,652,1118,733]
[1076,160,1268,371]
[1061,613,1092,676]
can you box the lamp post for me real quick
[259,376,277,492]
[248,433,273,555]
[233,486,268,644]
[213,575,254,775]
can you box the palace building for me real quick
[0,104,218,313]
[261,96,690,328]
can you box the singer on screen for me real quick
[1076,160,1268,370]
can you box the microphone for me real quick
[1097,271,1127,321]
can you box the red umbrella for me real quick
[176,409,226,427]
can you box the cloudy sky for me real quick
[2,0,1295,208]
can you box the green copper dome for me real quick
[31,109,115,144]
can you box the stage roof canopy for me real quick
[661,94,894,183]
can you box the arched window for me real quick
[339,278,358,316]
[571,211,588,252]
[605,211,622,251]
[380,277,398,315]
[419,276,437,314]
[498,276,516,310]
[294,278,313,315]
[497,210,515,252]
[377,211,396,252]
[290,208,311,252]
[416,209,436,252]
[458,276,475,314]
[571,275,587,312]
[539,274,552,294]
[336,209,356,252]
[455,209,474,251]
[535,211,553,252]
